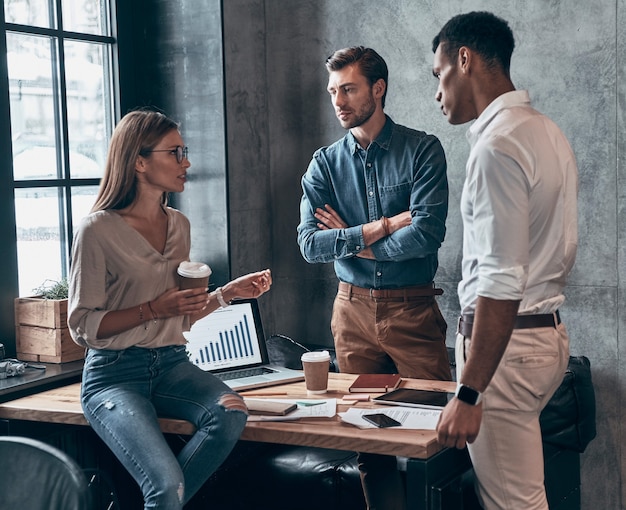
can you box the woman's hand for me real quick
[149,287,211,320]
[97,270,273,338]
[96,286,210,338]
[222,269,272,302]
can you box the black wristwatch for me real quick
[455,384,483,405]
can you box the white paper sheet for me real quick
[245,398,337,421]
[339,406,441,430]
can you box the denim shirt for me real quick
[297,116,448,289]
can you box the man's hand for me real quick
[436,398,483,449]
[315,204,347,230]
[356,247,375,259]
[314,205,412,259]
[388,210,412,231]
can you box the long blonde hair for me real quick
[91,109,180,212]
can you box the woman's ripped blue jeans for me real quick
[81,345,247,509]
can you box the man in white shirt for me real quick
[431,11,578,510]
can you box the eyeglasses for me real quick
[143,145,189,164]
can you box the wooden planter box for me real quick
[14,297,84,363]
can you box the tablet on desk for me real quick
[372,388,453,410]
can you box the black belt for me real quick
[338,282,443,300]
[457,310,561,337]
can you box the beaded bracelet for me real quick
[139,303,147,330]
[147,301,158,325]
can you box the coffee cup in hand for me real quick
[177,261,212,290]
[301,350,331,395]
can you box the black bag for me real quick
[266,334,339,372]
[539,355,596,452]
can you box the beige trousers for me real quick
[456,322,570,510]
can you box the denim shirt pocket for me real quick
[379,181,412,214]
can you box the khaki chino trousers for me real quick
[456,322,570,510]
[331,289,451,510]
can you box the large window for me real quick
[3,0,116,296]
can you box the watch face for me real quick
[456,384,481,405]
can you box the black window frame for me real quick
[0,0,119,356]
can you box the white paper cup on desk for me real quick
[177,261,212,290]
[301,350,331,395]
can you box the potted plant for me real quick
[14,278,84,363]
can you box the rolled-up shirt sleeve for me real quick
[68,217,109,347]
[471,141,530,301]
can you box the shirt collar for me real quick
[347,115,395,154]
[466,90,531,146]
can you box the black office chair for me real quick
[0,436,92,510]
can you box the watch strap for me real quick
[215,287,230,308]
[455,383,483,405]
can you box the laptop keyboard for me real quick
[214,367,275,381]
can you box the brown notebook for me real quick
[348,374,402,393]
[244,399,298,416]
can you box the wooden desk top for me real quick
[0,360,83,403]
[0,373,455,459]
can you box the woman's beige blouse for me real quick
[68,208,194,350]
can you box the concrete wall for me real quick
[119,0,231,286]
[224,0,624,507]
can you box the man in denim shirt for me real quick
[297,46,451,510]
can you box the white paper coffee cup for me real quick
[177,261,212,290]
[301,350,331,395]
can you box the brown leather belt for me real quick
[457,310,561,337]
[338,281,443,300]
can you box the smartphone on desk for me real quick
[362,413,402,428]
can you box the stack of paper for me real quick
[244,398,337,422]
[339,406,441,429]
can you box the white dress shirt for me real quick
[458,90,578,314]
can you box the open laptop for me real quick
[183,298,304,391]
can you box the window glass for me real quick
[4,0,115,296]
[7,32,62,180]
[65,39,111,177]
[15,187,65,296]
[4,0,54,28]
[15,185,98,297]
[61,0,109,36]
[71,185,99,236]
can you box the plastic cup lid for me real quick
[177,261,212,278]
[301,350,330,362]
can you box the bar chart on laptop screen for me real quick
[183,303,264,370]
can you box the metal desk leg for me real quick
[405,448,472,510]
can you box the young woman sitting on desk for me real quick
[68,109,272,509]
